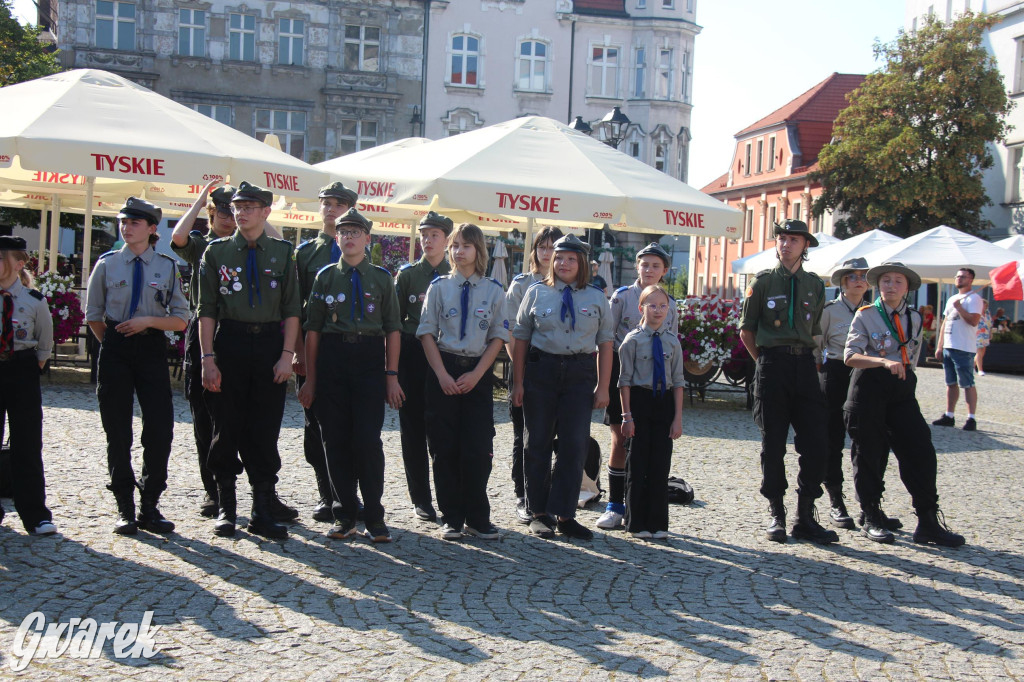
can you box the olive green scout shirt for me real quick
[304,257,401,336]
[196,231,300,323]
[171,231,211,310]
[740,262,825,349]
[396,256,451,336]
[294,231,338,321]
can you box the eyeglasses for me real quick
[338,229,365,239]
[231,204,263,214]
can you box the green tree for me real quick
[0,0,61,87]
[812,12,1012,237]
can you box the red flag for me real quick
[990,260,1024,300]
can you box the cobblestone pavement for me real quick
[1,365,1023,680]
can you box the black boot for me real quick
[913,508,965,548]
[214,480,237,537]
[861,501,895,544]
[825,485,855,530]
[858,503,902,531]
[312,470,334,523]
[766,497,787,543]
[138,493,175,533]
[113,491,137,536]
[247,482,288,539]
[791,496,840,544]
[199,491,219,518]
[267,484,299,522]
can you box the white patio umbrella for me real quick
[995,234,1024,257]
[803,229,902,278]
[858,225,1019,285]
[731,233,840,275]
[597,249,614,294]
[490,240,509,289]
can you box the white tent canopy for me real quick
[731,233,840,275]
[995,234,1024,257]
[858,225,1019,285]
[803,229,902,278]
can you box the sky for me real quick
[9,0,908,190]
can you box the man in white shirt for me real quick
[933,268,982,431]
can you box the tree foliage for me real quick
[0,0,61,87]
[812,12,1012,238]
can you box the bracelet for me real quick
[282,349,296,356]
[621,411,632,416]
[202,353,215,359]
[623,418,634,424]
[385,370,398,376]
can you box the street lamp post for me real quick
[570,115,593,136]
[600,106,632,149]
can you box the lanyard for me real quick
[872,297,915,351]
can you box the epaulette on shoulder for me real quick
[512,272,529,281]
[157,252,178,263]
[398,262,413,271]
[28,289,44,301]
[296,239,315,251]
[373,264,390,276]
[614,285,629,294]
[97,250,117,261]
[315,263,336,278]
[207,236,232,245]
[588,283,604,292]
[857,304,873,312]
[267,235,292,248]
[754,269,771,279]
[430,274,447,285]
[488,277,505,289]
[526,279,545,290]
[823,299,838,308]
[189,229,203,238]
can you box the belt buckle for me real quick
[342,333,358,343]
[0,351,11,362]
[246,324,262,335]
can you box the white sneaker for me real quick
[651,530,669,540]
[596,510,624,529]
[977,371,986,376]
[631,530,652,539]
[31,521,57,536]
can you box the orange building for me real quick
[690,73,865,297]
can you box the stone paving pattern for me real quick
[1,365,1023,680]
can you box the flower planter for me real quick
[983,343,1024,373]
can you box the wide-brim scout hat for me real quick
[552,233,591,256]
[418,211,454,235]
[318,182,358,207]
[867,261,922,292]
[635,241,671,268]
[231,181,273,206]
[830,256,870,286]
[773,219,818,248]
[210,185,237,211]
[336,207,373,234]
[118,196,162,224]
[0,235,28,251]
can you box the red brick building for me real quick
[690,73,864,297]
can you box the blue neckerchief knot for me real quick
[560,285,576,330]
[652,331,667,396]
[129,256,143,317]
[460,280,470,340]
[329,240,341,264]
[349,266,364,321]
[246,247,261,308]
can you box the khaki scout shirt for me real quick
[304,257,401,336]
[513,281,614,355]
[86,245,190,324]
[397,256,451,336]
[196,231,300,323]
[610,281,679,350]
[813,294,861,365]
[506,272,542,322]
[2,279,53,362]
[845,300,924,367]
[740,263,825,348]
[416,271,509,356]
[294,231,338,322]
[171,231,210,310]
[617,322,685,390]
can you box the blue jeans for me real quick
[942,348,975,388]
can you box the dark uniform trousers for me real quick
[97,323,173,497]
[508,378,525,499]
[183,318,217,498]
[312,335,386,524]
[753,349,826,499]
[523,350,596,519]
[1,350,49,529]
[398,333,434,507]
[624,387,673,534]
[204,321,284,486]
[295,374,330,489]
[425,351,494,529]
[844,367,939,513]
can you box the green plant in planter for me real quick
[991,330,1024,344]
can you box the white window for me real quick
[178,9,205,57]
[768,205,776,228]
[1015,38,1024,92]
[768,136,776,170]
[677,142,687,181]
[756,139,763,173]
[655,143,667,172]
[229,13,256,62]
[662,0,674,7]
[679,50,689,103]
[339,119,378,155]
[344,25,380,72]
[633,47,646,97]
[95,0,135,50]
[278,18,304,66]
[629,140,641,159]
[589,45,620,97]
[637,0,646,7]
[450,34,480,86]
[1010,146,1024,202]
[792,201,802,221]
[443,108,483,136]
[656,48,672,99]
[190,103,231,126]
[256,109,306,159]
[686,0,694,10]
[517,40,547,91]
[744,209,753,241]
[744,143,751,175]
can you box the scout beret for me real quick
[318,182,358,207]
[552,233,591,256]
[0,235,28,251]
[418,211,454,235]
[210,185,237,210]
[336,208,373,233]
[773,219,818,248]
[867,261,921,292]
[118,196,162,224]
[635,241,671,268]
[830,256,870,286]
[231,181,273,206]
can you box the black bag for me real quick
[667,476,694,505]
[553,436,604,507]
[0,439,12,498]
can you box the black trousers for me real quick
[183,318,218,499]
[312,335,386,524]
[97,325,173,498]
[0,350,51,530]
[425,352,494,529]
[204,323,284,487]
[523,350,596,519]
[397,334,434,507]
[296,373,331,496]
[845,367,939,513]
[624,387,674,534]
[752,350,826,500]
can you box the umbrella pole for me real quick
[82,177,95,286]
[38,206,48,274]
[48,195,61,273]
[522,218,534,275]
[409,222,417,262]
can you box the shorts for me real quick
[942,348,976,388]
[603,352,623,426]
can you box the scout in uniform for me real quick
[86,197,190,535]
[511,234,614,540]
[814,257,901,533]
[504,226,562,524]
[297,208,403,543]
[417,222,509,540]
[197,181,301,540]
[294,181,358,522]
[844,262,965,547]
[598,241,678,531]
[738,220,837,545]
[396,211,453,523]
[0,237,56,536]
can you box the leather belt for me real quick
[759,345,812,356]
